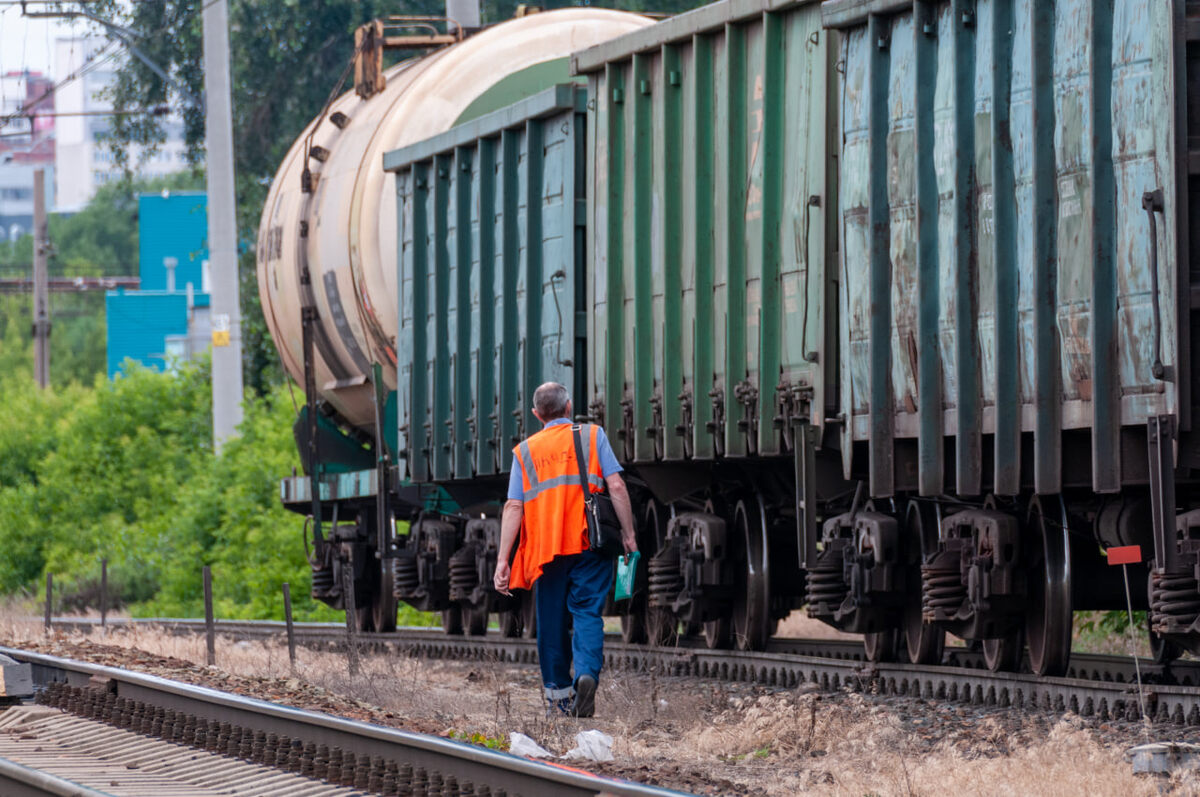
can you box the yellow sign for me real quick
[212,313,231,347]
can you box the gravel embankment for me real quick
[4,625,1198,796]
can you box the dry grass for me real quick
[775,610,859,641]
[1,608,1192,796]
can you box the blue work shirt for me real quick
[507,418,622,501]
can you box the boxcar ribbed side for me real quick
[826,0,1185,498]
[573,0,837,470]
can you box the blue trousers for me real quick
[535,550,612,699]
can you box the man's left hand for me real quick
[493,560,512,596]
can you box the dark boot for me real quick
[570,674,596,718]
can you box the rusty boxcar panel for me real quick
[384,86,587,485]
[574,0,835,465]
[826,0,1183,497]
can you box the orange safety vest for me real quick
[509,422,605,590]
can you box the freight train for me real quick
[259,0,1200,677]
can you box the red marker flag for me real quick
[1106,545,1142,566]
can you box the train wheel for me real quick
[498,606,523,637]
[463,603,488,636]
[903,501,944,664]
[619,611,646,643]
[983,631,1024,672]
[1025,496,1072,676]
[354,605,374,633]
[703,616,732,649]
[731,496,771,651]
[371,558,398,633]
[1149,625,1184,665]
[441,606,464,636]
[621,499,667,644]
[520,589,537,639]
[645,608,678,647]
[863,629,897,662]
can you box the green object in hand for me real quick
[614,551,640,602]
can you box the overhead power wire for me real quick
[0,38,120,130]
[0,0,229,131]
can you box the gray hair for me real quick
[533,382,570,420]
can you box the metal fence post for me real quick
[43,574,52,633]
[203,566,215,666]
[282,582,296,669]
[342,552,360,676]
[100,558,108,630]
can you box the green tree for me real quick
[0,364,199,597]
[141,381,328,619]
[0,361,344,620]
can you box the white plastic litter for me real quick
[509,732,553,758]
[561,730,614,762]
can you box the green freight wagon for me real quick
[572,0,842,650]
[811,0,1197,676]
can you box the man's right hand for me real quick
[622,531,637,556]
[493,560,512,596]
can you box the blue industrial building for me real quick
[106,192,211,378]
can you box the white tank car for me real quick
[256,9,651,432]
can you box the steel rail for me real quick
[0,646,688,797]
[0,755,113,797]
[48,616,1200,689]
[54,618,1200,724]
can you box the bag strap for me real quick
[571,424,593,508]
[571,424,597,549]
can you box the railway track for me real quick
[0,644,686,797]
[43,617,1200,726]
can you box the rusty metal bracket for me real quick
[619,397,635,461]
[302,305,324,559]
[734,380,759,453]
[370,362,392,561]
[707,388,726,458]
[676,389,694,459]
[647,394,665,459]
[795,420,819,570]
[354,20,387,99]
[775,381,814,451]
[588,395,606,427]
[1149,414,1180,570]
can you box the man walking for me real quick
[493,382,637,717]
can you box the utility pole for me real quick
[202,0,244,450]
[32,168,49,389]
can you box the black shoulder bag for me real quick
[572,424,624,558]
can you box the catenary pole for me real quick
[32,168,49,389]
[202,0,244,450]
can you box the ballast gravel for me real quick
[5,623,1200,796]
